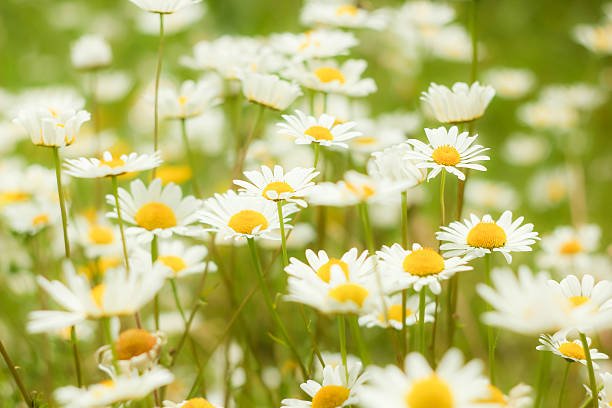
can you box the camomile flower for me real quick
[234,165,319,207]
[277,110,361,148]
[54,367,174,408]
[308,171,396,206]
[421,82,495,124]
[464,179,520,212]
[377,243,472,295]
[73,211,122,258]
[482,68,535,100]
[158,78,221,120]
[474,384,533,408]
[13,106,90,147]
[269,29,358,59]
[154,238,217,279]
[281,362,366,408]
[349,118,407,155]
[541,83,607,112]
[136,3,206,35]
[70,34,112,71]
[395,1,455,32]
[128,0,201,14]
[64,150,162,178]
[502,133,550,167]
[527,167,568,210]
[573,24,612,55]
[97,328,166,372]
[404,126,490,181]
[548,274,612,316]
[436,211,539,264]
[537,329,608,367]
[106,178,202,243]
[367,144,427,191]
[517,100,579,132]
[1,201,61,236]
[300,2,386,30]
[537,225,601,273]
[360,348,489,408]
[27,256,167,333]
[240,72,302,111]
[425,25,478,63]
[199,189,298,241]
[163,398,222,408]
[359,293,435,330]
[284,59,377,97]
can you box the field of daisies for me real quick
[1,0,612,407]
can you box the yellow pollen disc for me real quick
[158,255,187,274]
[156,165,192,185]
[336,5,358,16]
[305,125,334,141]
[32,213,50,226]
[355,137,377,145]
[0,191,30,205]
[316,258,350,283]
[313,67,346,84]
[115,328,157,360]
[467,222,507,249]
[228,210,268,234]
[560,239,582,255]
[475,385,507,405]
[546,180,566,202]
[569,296,590,307]
[402,248,445,277]
[432,145,461,166]
[134,202,177,231]
[98,256,121,273]
[88,225,114,245]
[99,380,115,388]
[557,342,586,360]
[328,283,369,307]
[91,284,106,308]
[405,375,454,408]
[182,398,217,408]
[99,157,125,168]
[345,182,376,199]
[56,123,65,129]
[262,181,294,200]
[380,304,412,323]
[312,385,350,408]
[179,96,189,106]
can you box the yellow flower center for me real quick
[88,225,114,245]
[99,157,126,168]
[262,181,294,200]
[158,255,187,274]
[313,67,346,84]
[182,398,217,408]
[317,258,350,283]
[328,283,369,307]
[305,125,334,141]
[402,248,445,277]
[32,213,50,226]
[0,191,30,205]
[98,256,121,273]
[560,239,582,255]
[228,210,268,234]
[99,380,115,388]
[354,137,377,145]
[546,180,566,202]
[475,385,507,405]
[432,145,461,166]
[91,284,106,308]
[569,295,590,307]
[115,328,157,360]
[156,165,192,185]
[336,5,358,16]
[134,202,177,231]
[312,385,351,408]
[467,222,507,249]
[345,182,376,200]
[405,375,454,408]
[379,304,412,323]
[557,342,586,360]
[179,96,189,106]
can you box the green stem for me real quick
[170,279,186,323]
[558,361,571,408]
[534,351,551,408]
[151,236,160,331]
[102,317,119,372]
[358,202,375,253]
[349,316,370,366]
[52,146,70,258]
[232,104,265,180]
[170,302,201,367]
[0,338,33,407]
[313,143,320,169]
[401,289,408,357]
[418,289,426,355]
[484,254,496,384]
[338,316,348,381]
[277,201,289,266]
[440,171,447,227]
[180,118,201,197]
[111,176,130,272]
[298,305,325,367]
[428,295,439,361]
[153,13,164,157]
[401,191,408,247]
[580,332,599,408]
[246,237,308,379]
[70,326,82,387]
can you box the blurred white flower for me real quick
[159,78,221,119]
[128,0,201,14]
[136,3,206,35]
[70,34,112,71]
[421,82,495,123]
[518,100,579,131]
[573,23,612,55]
[527,167,569,210]
[64,150,162,178]
[464,179,520,212]
[300,2,387,30]
[537,224,601,274]
[483,68,535,99]
[502,133,550,167]
[241,73,302,111]
[13,106,90,147]
[269,29,358,59]
[367,143,427,191]
[359,292,435,330]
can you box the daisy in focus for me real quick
[436,211,539,263]
[367,143,427,191]
[64,150,162,178]
[154,238,217,279]
[474,384,533,408]
[97,328,166,372]
[359,293,435,330]
[548,274,612,315]
[421,82,495,124]
[537,224,601,273]
[537,329,608,367]
[277,110,361,148]
[13,106,90,147]
[240,72,302,111]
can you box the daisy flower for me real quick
[73,211,123,258]
[360,348,489,408]
[97,328,166,372]
[281,362,366,408]
[517,100,579,132]
[13,106,90,147]
[307,171,396,207]
[573,24,612,55]
[300,3,386,30]
[234,165,319,207]
[240,72,302,111]
[1,201,61,236]
[64,150,162,178]
[436,211,540,264]
[527,167,569,210]
[27,256,167,333]
[537,329,608,367]
[502,133,550,167]
[474,384,533,408]
[284,59,377,97]
[158,78,221,120]
[70,35,112,71]
[464,179,520,212]
[548,274,612,315]
[359,293,435,330]
[269,29,358,59]
[199,189,298,241]
[106,178,202,243]
[54,367,174,408]
[367,144,427,191]
[483,68,535,100]
[537,224,601,273]
[136,3,206,35]
[154,238,217,279]
[128,0,201,14]
[164,398,222,408]
[277,110,361,148]
[405,126,490,181]
[377,243,472,295]
[421,82,495,124]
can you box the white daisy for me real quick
[154,238,217,279]
[300,2,386,30]
[367,143,427,191]
[436,211,540,264]
[349,118,407,155]
[464,179,520,212]
[517,100,579,132]
[97,328,166,372]
[13,106,90,147]
[421,82,495,124]
[234,165,319,207]
[269,29,358,59]
[73,211,123,258]
[537,225,601,273]
[537,329,608,367]
[483,68,535,100]
[407,126,489,181]
[358,293,435,330]
[502,133,550,167]
[425,25,477,63]
[136,3,206,35]
[64,150,162,178]
[277,110,361,148]
[377,243,472,295]
[360,348,489,408]
[240,72,302,111]
[199,189,298,241]
[128,0,201,14]
[105,178,202,243]
[548,274,612,316]
[308,171,396,206]
[1,201,61,236]
[527,167,569,210]
[573,23,612,55]
[71,34,112,71]
[281,362,366,408]
[163,398,222,408]
[158,78,221,120]
[474,384,533,408]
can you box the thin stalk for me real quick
[298,305,325,367]
[349,316,370,366]
[102,317,119,372]
[485,254,496,384]
[558,361,571,408]
[170,302,201,367]
[580,332,599,408]
[400,191,409,357]
[246,238,308,379]
[337,316,349,381]
[401,290,408,357]
[152,13,165,161]
[446,275,459,348]
[418,289,426,354]
[534,351,551,408]
[111,176,130,272]
[70,326,82,387]
[151,236,160,331]
[52,146,70,258]
[180,118,201,197]
[358,202,375,252]
[277,201,289,266]
[313,143,320,169]
[428,295,440,362]
[170,279,186,323]
[232,104,265,181]
[440,171,447,228]
[0,338,33,407]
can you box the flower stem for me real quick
[401,289,408,357]
[580,332,599,408]
[349,315,370,366]
[111,176,130,272]
[52,146,70,258]
[298,305,325,367]
[70,326,82,387]
[170,301,201,367]
[440,171,447,228]
[400,191,409,357]
[534,351,551,408]
[170,278,186,323]
[337,315,349,381]
[484,253,496,384]
[102,317,119,372]
[152,236,160,331]
[246,237,308,379]
[0,338,33,407]
[313,143,320,169]
[277,201,289,266]
[418,289,426,355]
[180,118,202,197]
[558,361,571,408]
[152,12,165,165]
[232,104,265,181]
[358,202,375,253]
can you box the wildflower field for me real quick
[1,0,612,407]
